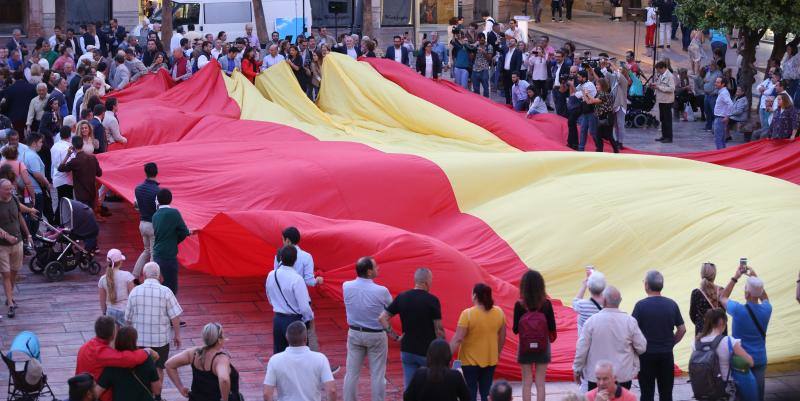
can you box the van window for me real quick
[173,2,200,26]
[204,2,252,24]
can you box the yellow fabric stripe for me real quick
[222,54,800,367]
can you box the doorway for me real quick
[0,0,25,35]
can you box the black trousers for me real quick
[54,185,73,225]
[565,0,574,20]
[501,70,513,104]
[588,381,632,391]
[658,102,674,140]
[638,353,675,401]
[273,312,303,355]
[597,123,620,153]
[154,256,179,296]
[567,107,581,150]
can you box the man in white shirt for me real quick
[262,45,285,70]
[245,23,260,50]
[504,19,523,44]
[50,127,73,221]
[48,26,63,49]
[263,321,336,401]
[384,36,409,66]
[482,12,496,35]
[210,39,223,60]
[343,257,392,401]
[266,245,314,355]
[102,98,127,145]
[196,41,213,70]
[573,286,647,390]
[713,76,733,150]
[170,27,184,52]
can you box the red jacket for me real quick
[76,337,149,401]
[241,58,261,83]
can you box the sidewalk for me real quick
[524,10,774,74]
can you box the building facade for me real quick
[3,0,139,38]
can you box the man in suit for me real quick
[549,49,573,117]
[110,55,130,90]
[49,77,69,117]
[5,29,28,58]
[108,19,127,54]
[0,70,37,135]
[334,36,362,59]
[65,28,82,59]
[498,37,522,105]
[384,36,410,66]
[80,23,101,55]
[90,104,108,154]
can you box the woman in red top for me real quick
[240,46,261,83]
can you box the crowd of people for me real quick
[0,13,798,401]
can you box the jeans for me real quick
[513,99,527,112]
[713,117,727,149]
[153,256,179,295]
[551,0,562,19]
[751,364,766,401]
[659,102,674,140]
[272,312,303,354]
[614,109,627,144]
[757,108,771,136]
[133,221,154,280]
[552,89,567,117]
[401,352,427,388]
[462,365,496,401]
[704,94,717,130]
[343,330,388,401]
[472,70,490,97]
[578,113,599,151]
[638,353,674,401]
[454,67,469,89]
[567,107,581,149]
[27,193,44,235]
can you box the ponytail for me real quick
[105,261,118,304]
[700,263,720,308]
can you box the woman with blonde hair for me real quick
[97,249,134,325]
[74,120,98,154]
[0,145,36,208]
[166,323,241,401]
[689,262,724,333]
[80,87,100,116]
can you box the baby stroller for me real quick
[28,198,100,282]
[626,86,660,129]
[2,331,56,401]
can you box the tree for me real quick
[252,0,268,46]
[678,0,800,112]
[161,0,173,53]
[55,0,66,31]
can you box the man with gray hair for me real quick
[126,261,183,398]
[631,270,686,401]
[586,361,637,401]
[26,82,49,133]
[488,379,512,401]
[0,178,26,318]
[573,267,606,333]
[263,321,336,401]
[721,264,771,401]
[379,267,445,387]
[573,286,647,390]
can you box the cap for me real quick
[107,249,126,263]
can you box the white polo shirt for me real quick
[264,346,334,401]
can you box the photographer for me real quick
[608,61,631,148]
[469,33,493,97]
[565,66,581,149]
[720,264,771,401]
[574,70,601,151]
[526,45,549,98]
[450,34,471,89]
[549,50,572,117]
[651,61,676,143]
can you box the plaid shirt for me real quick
[125,278,183,347]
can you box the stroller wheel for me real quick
[87,260,101,275]
[652,118,660,128]
[44,261,65,282]
[28,255,46,274]
[28,248,52,274]
[633,114,648,128]
[625,120,633,128]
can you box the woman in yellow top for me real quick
[449,283,507,401]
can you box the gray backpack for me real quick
[688,335,729,400]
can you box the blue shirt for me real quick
[273,245,316,287]
[19,147,45,194]
[342,277,392,330]
[710,29,728,45]
[431,42,448,66]
[134,178,159,222]
[727,300,771,366]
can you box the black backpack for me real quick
[688,335,729,400]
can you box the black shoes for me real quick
[655,137,673,143]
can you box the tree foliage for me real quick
[677,0,800,40]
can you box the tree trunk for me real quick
[54,0,66,30]
[161,1,173,53]
[769,31,787,65]
[252,0,269,47]
[739,28,763,116]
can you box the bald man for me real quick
[0,178,28,318]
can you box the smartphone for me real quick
[452,359,462,370]
[739,258,748,268]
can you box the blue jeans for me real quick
[578,113,599,151]
[757,108,771,137]
[513,99,527,112]
[454,67,469,89]
[471,70,490,97]
[462,365,496,401]
[751,364,766,401]
[704,94,717,130]
[713,117,727,149]
[400,351,427,388]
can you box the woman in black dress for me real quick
[513,270,557,401]
[166,323,241,401]
[689,262,724,334]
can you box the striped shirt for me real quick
[125,278,183,347]
[573,297,603,332]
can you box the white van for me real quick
[154,0,313,45]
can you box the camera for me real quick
[580,56,601,70]
[452,26,461,35]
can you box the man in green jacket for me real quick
[152,188,190,297]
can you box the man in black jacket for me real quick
[0,70,36,135]
[498,38,522,105]
[384,36,410,66]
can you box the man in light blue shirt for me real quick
[342,257,392,401]
[721,266,772,401]
[430,32,448,69]
[21,133,50,233]
[266,245,313,355]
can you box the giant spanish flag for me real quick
[98,56,800,380]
